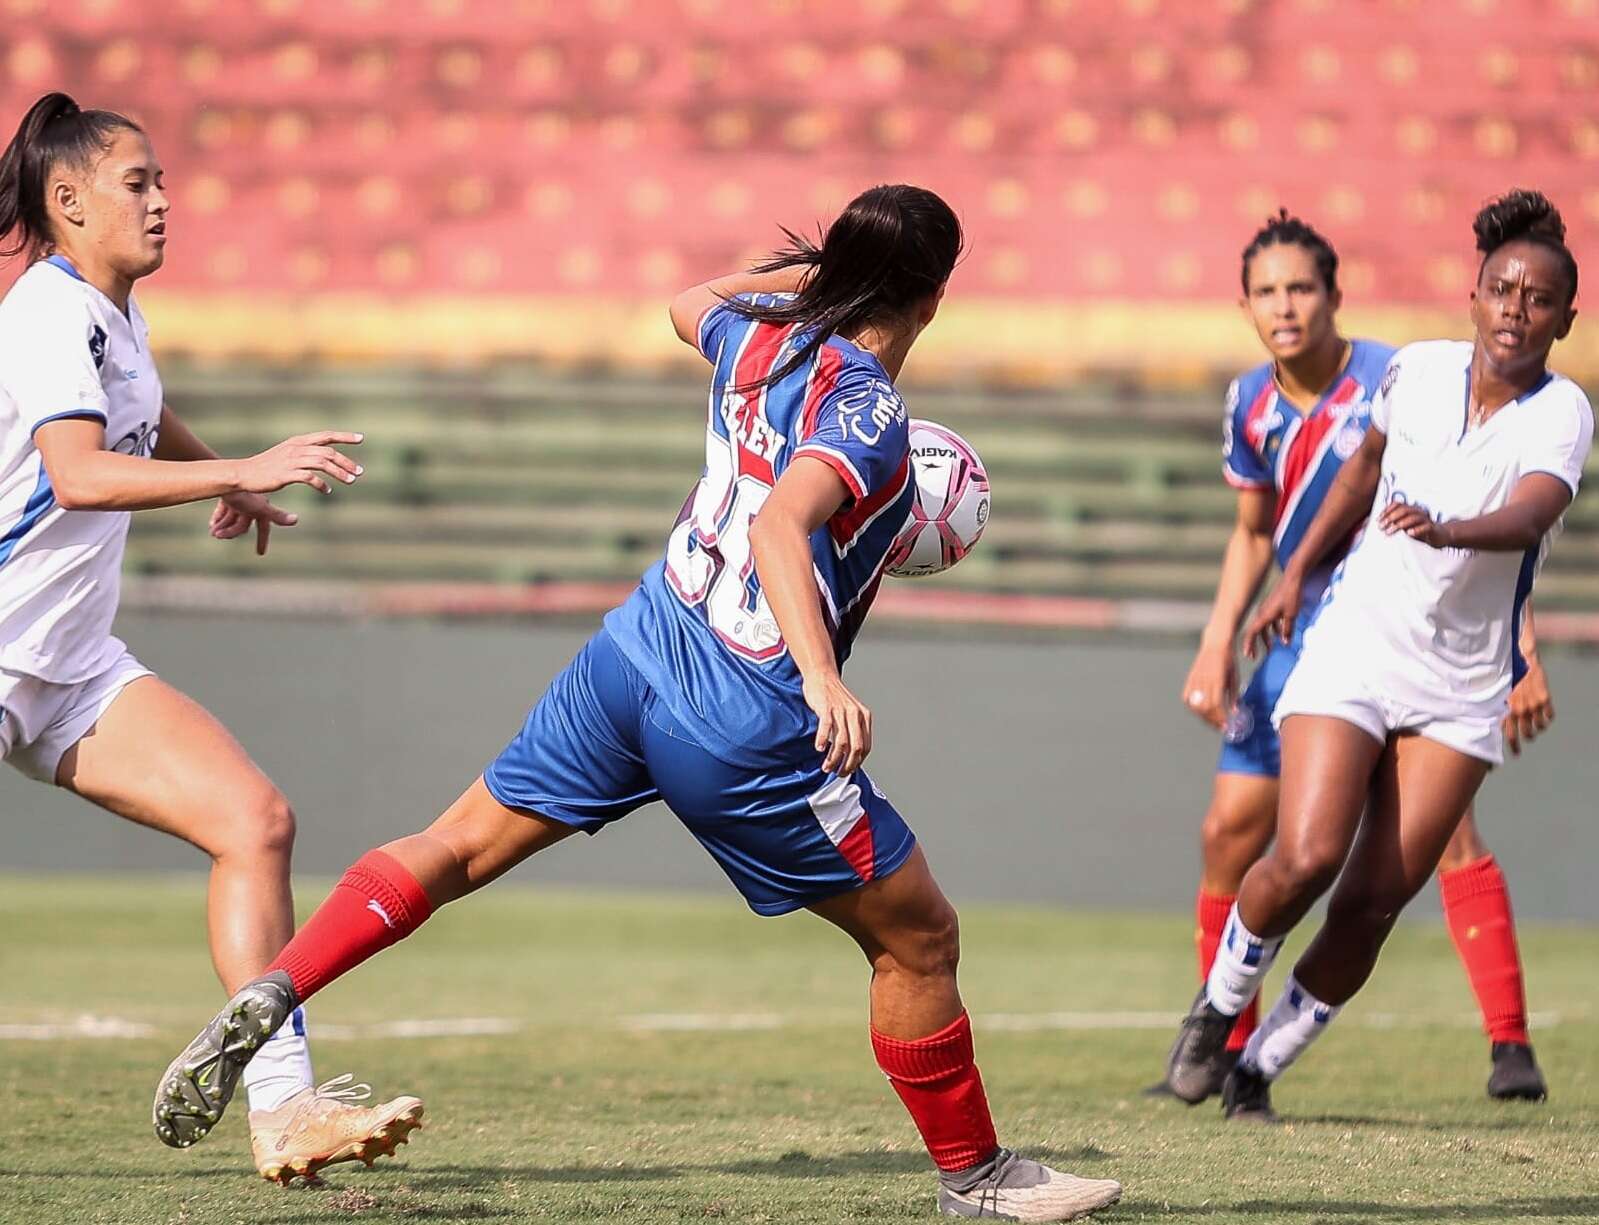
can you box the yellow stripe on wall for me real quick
[138,293,1599,386]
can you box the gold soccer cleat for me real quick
[248,1074,424,1185]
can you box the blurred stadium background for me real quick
[4,3,1599,916]
[7,0,1599,627]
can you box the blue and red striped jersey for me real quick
[605,294,913,767]
[1221,338,1395,586]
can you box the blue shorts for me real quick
[483,628,917,916]
[1216,611,1313,779]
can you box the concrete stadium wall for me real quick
[2,613,1596,923]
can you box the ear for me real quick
[49,175,85,229]
[917,283,945,329]
[1556,306,1577,342]
[1328,286,1344,314]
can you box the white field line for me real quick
[0,1015,155,1040]
[0,1008,1580,1041]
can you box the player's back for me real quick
[605,294,913,769]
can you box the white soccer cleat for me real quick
[938,1149,1123,1221]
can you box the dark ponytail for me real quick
[0,92,142,260]
[1473,189,1578,305]
[727,184,963,387]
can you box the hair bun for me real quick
[1474,189,1566,254]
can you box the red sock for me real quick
[265,849,434,1002]
[1197,888,1258,1052]
[1439,854,1530,1045]
[871,1012,999,1173]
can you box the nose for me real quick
[150,184,170,216]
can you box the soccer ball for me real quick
[885,420,990,577]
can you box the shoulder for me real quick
[1534,371,1595,430]
[1,260,95,321]
[1230,360,1275,416]
[0,262,106,362]
[1378,340,1468,397]
[1348,339,1397,387]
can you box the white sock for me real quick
[242,1005,315,1114]
[1204,904,1283,1017]
[1239,975,1343,1081]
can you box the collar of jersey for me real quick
[43,252,134,321]
[1272,339,1355,418]
[44,253,86,282]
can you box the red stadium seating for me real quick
[4,2,1597,306]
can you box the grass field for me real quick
[1,876,1596,1224]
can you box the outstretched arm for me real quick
[35,417,363,513]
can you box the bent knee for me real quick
[1268,841,1344,899]
[878,902,961,981]
[211,788,297,861]
[1201,797,1274,862]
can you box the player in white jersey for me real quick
[1165,190,1591,1121]
[0,93,421,1181]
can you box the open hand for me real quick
[804,673,873,775]
[210,491,298,556]
[238,432,364,496]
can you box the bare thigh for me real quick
[57,675,288,855]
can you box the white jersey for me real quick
[1306,339,1593,719]
[0,255,163,683]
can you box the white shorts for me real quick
[0,647,153,783]
[1273,646,1503,767]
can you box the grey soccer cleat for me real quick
[1221,1063,1280,1124]
[153,971,298,1149]
[1142,1047,1237,1102]
[1164,988,1237,1104]
[938,1148,1122,1221]
[1487,1042,1548,1102]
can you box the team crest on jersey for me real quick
[1333,423,1364,460]
[88,325,107,370]
[1223,704,1255,745]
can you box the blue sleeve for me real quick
[793,375,910,504]
[695,291,796,360]
[1222,378,1270,489]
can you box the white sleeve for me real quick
[0,288,111,435]
[1368,352,1403,435]
[1523,385,1594,497]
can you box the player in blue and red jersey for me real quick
[1155,212,1550,1112]
[152,186,1122,1222]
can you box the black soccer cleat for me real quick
[1164,988,1238,1104]
[1142,1048,1238,1102]
[1221,1063,1280,1124]
[1487,1041,1548,1102]
[153,971,298,1149]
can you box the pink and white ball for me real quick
[885,420,991,578]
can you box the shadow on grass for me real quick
[399,1143,1116,1188]
[1131,1198,1599,1220]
